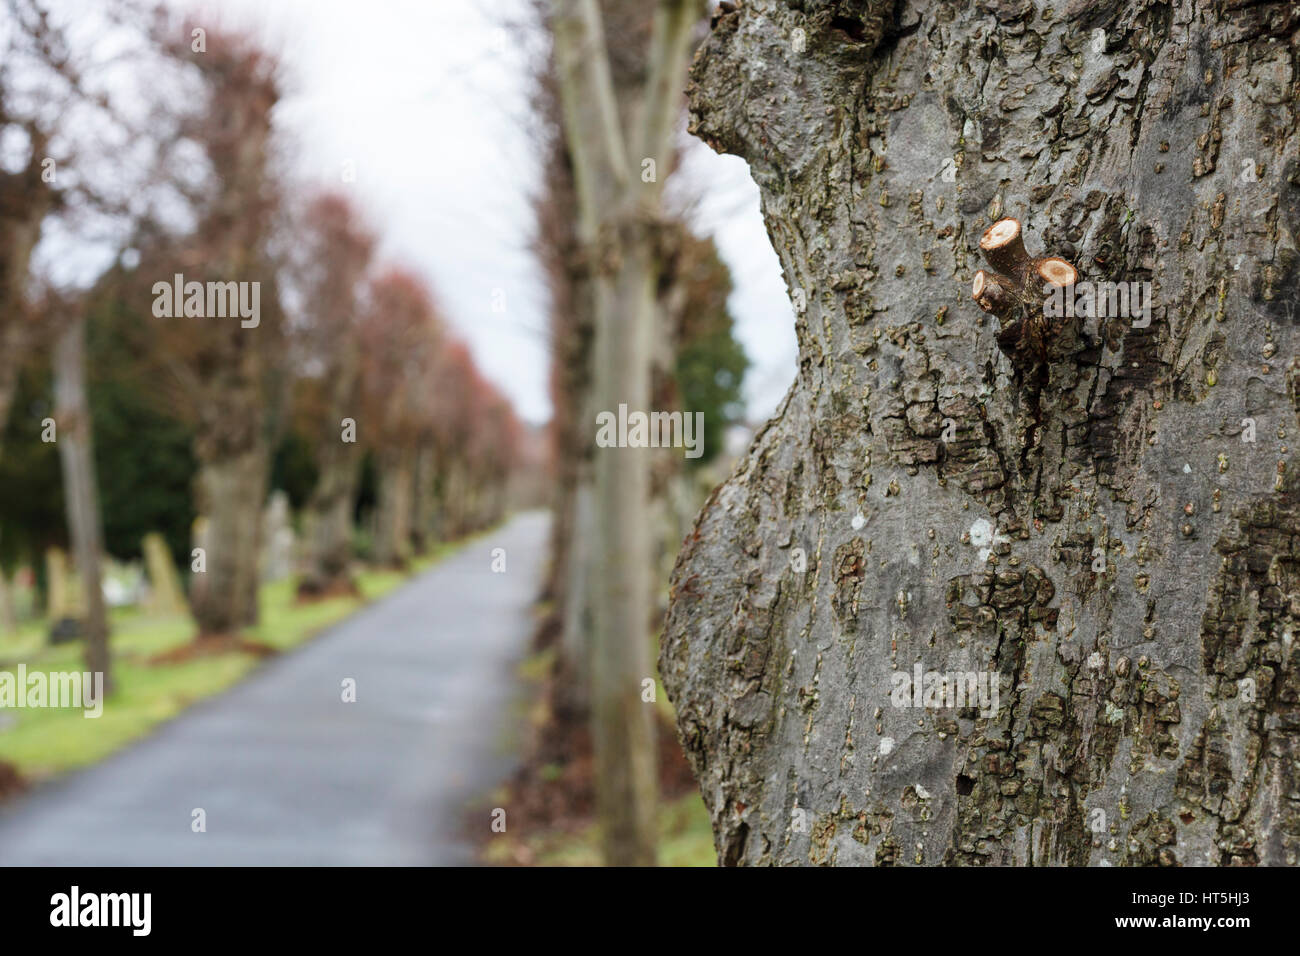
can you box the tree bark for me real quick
[293,194,374,594]
[560,479,594,712]
[299,425,362,595]
[190,446,268,635]
[53,311,112,691]
[0,323,25,457]
[589,238,660,867]
[662,0,1300,866]
[374,448,415,568]
[413,445,434,553]
[0,166,55,461]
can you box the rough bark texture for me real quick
[661,0,1300,866]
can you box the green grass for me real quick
[658,793,718,866]
[0,546,458,780]
[482,790,717,867]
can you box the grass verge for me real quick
[481,789,715,867]
[0,547,454,782]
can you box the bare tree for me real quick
[360,267,442,569]
[426,339,522,539]
[292,192,377,598]
[136,21,286,637]
[3,0,160,675]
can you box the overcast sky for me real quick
[149,0,799,427]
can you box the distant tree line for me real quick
[0,4,525,672]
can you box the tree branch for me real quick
[551,0,628,236]
[634,0,707,204]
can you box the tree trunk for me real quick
[589,236,660,866]
[300,346,363,594]
[662,0,1300,866]
[374,448,415,568]
[441,459,464,539]
[190,447,268,635]
[0,162,56,462]
[552,0,706,866]
[0,322,24,458]
[543,474,573,606]
[560,478,594,713]
[299,434,362,596]
[53,313,111,692]
[0,542,17,635]
[413,444,437,554]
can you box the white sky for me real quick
[153,0,800,426]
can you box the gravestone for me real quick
[142,532,186,616]
[45,547,82,644]
[261,491,295,583]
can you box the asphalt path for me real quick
[0,511,548,865]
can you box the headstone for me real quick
[49,616,82,643]
[260,491,295,582]
[142,532,186,615]
[45,547,71,621]
[46,547,85,644]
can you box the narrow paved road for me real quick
[0,511,548,865]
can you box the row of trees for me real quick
[527,0,747,865]
[0,5,523,683]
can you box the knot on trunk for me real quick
[971,217,1079,368]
